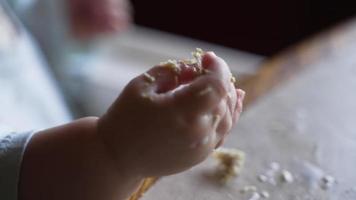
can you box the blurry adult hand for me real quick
[67,0,132,39]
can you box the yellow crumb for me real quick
[198,86,213,96]
[143,73,156,83]
[160,48,206,74]
[213,148,246,183]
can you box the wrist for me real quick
[97,114,146,178]
[78,117,145,199]
[20,116,144,200]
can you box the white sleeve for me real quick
[0,128,35,200]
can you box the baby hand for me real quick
[98,52,245,177]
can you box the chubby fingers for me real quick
[131,51,243,121]
[127,51,245,151]
[171,52,239,148]
[214,88,245,148]
[130,51,232,102]
[172,52,233,115]
[129,62,200,102]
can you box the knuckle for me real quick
[218,117,232,134]
[180,114,208,135]
[215,100,228,117]
[207,77,227,98]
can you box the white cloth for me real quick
[0,1,72,131]
[0,127,35,200]
[0,4,69,198]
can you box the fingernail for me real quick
[238,89,246,101]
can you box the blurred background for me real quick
[1,0,356,131]
[131,0,356,55]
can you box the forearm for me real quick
[19,117,143,200]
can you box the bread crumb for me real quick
[199,86,213,96]
[248,192,261,200]
[240,185,257,194]
[191,48,204,66]
[260,191,270,199]
[258,174,268,183]
[321,175,336,190]
[160,59,180,74]
[213,148,245,183]
[141,93,153,101]
[143,73,155,83]
[231,76,237,83]
[281,170,294,183]
[160,48,206,75]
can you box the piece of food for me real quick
[257,174,268,183]
[143,72,156,83]
[240,185,258,194]
[260,190,270,199]
[213,147,246,183]
[159,48,204,74]
[320,175,336,190]
[159,48,237,84]
[281,170,294,183]
[248,192,261,200]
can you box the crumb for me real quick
[160,48,206,75]
[213,148,245,183]
[160,59,180,74]
[240,185,257,194]
[141,93,153,101]
[231,76,237,84]
[191,48,204,66]
[143,72,155,83]
[281,170,294,183]
[180,59,195,65]
[248,192,261,200]
[321,175,336,190]
[199,86,213,96]
[160,59,178,67]
[258,174,268,183]
[260,191,270,199]
[230,72,237,86]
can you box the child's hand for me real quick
[67,0,131,38]
[98,52,245,177]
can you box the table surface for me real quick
[140,17,356,200]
